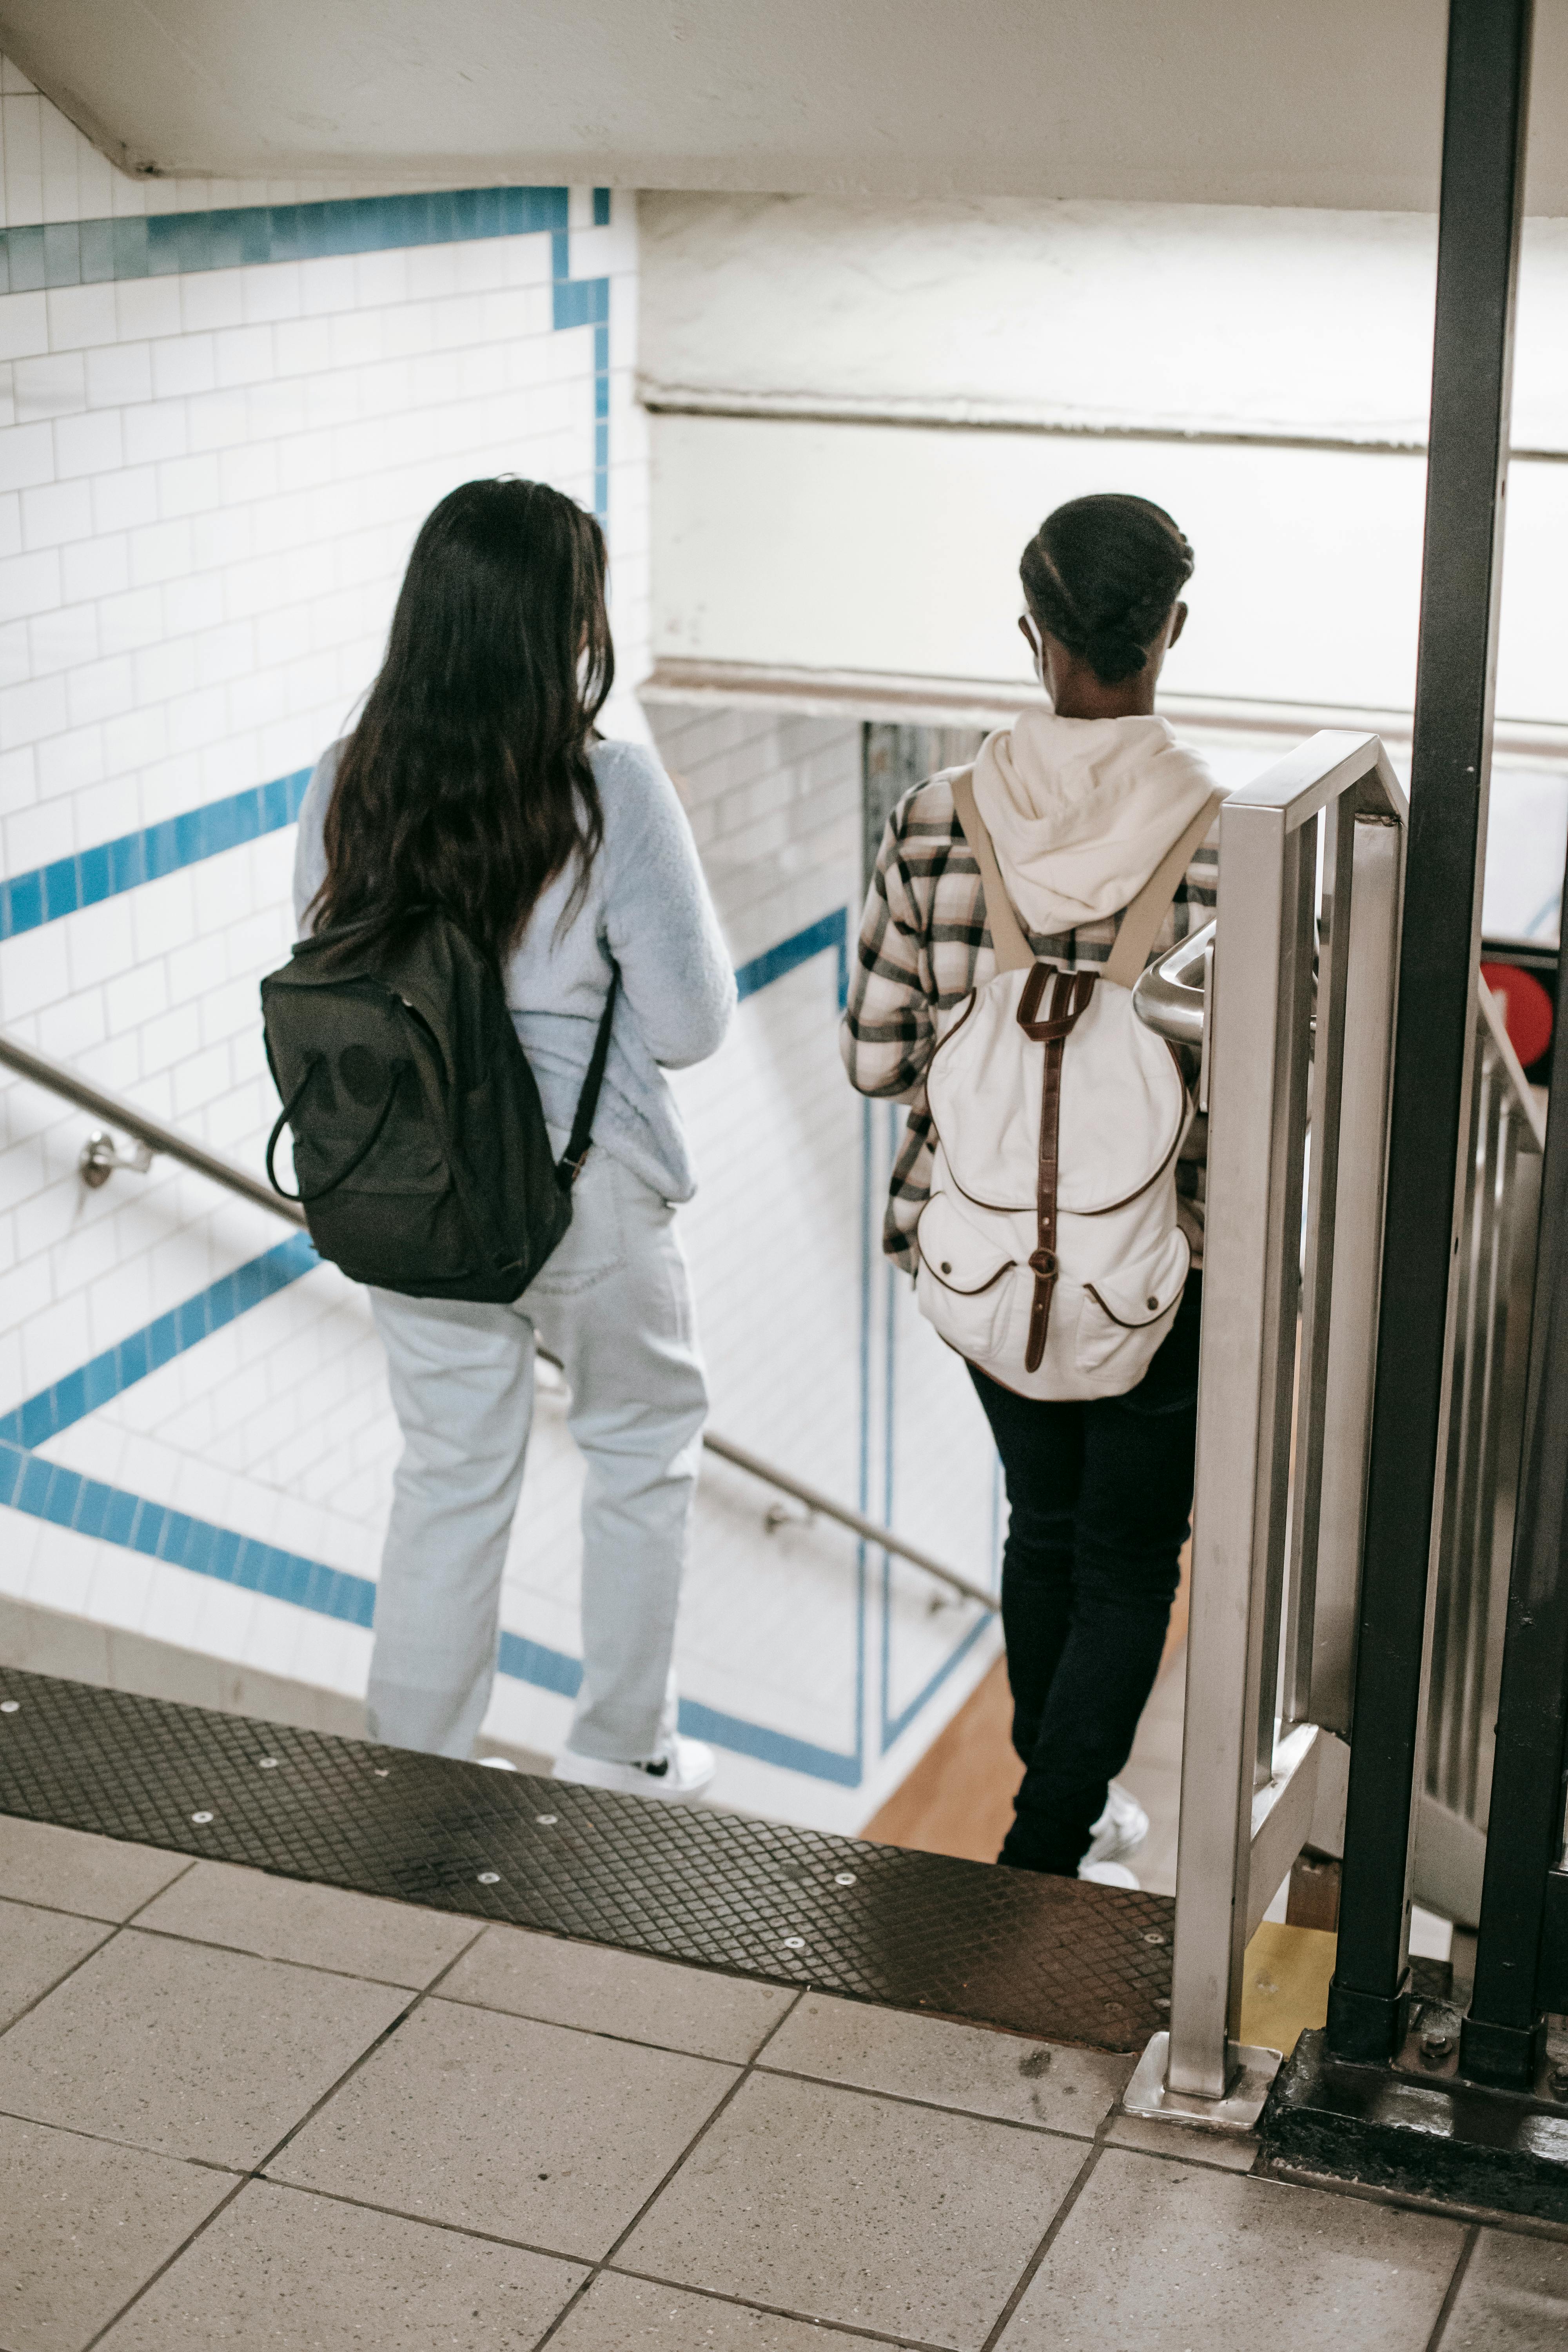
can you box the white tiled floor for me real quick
[2,1812,1563,2352]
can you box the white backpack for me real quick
[914,770,1222,1401]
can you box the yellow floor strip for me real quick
[1238,1922,1338,2055]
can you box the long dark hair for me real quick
[311,477,612,964]
[1020,494,1194,686]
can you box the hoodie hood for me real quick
[969,707,1219,934]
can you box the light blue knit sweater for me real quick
[292,737,737,1202]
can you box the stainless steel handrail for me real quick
[0,1024,994,1613]
[1131,920,1211,1049]
[0,1028,308,1227]
[1122,729,1409,2129]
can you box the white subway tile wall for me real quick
[0,58,1000,1832]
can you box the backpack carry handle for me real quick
[265,1054,407,1204]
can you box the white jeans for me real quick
[366,1141,707,1762]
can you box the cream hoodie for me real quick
[970,706,1219,933]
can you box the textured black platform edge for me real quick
[1259,2029,1568,2226]
[0,1667,1173,2051]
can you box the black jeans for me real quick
[968,1272,1202,1876]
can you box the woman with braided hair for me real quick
[842,493,1218,1885]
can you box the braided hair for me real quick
[1020,495,1194,688]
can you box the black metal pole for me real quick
[1460,849,1568,2089]
[1326,0,1534,2065]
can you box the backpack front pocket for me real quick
[915,1191,1020,1361]
[1076,1228,1191,1382]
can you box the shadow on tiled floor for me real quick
[2,1809,1565,2352]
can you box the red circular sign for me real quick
[1480,962,1553,1070]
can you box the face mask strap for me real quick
[1021,609,1046,688]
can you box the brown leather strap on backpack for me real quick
[949,764,1216,1373]
[1016,964,1096,1371]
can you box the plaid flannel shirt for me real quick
[839,769,1220,1274]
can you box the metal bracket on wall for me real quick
[79,1129,155,1189]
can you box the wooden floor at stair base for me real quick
[865,1541,1191,1867]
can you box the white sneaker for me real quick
[1084,1780,1149,1867]
[552,1734,716,1803]
[1078,1858,1140,1888]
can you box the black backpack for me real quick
[260,911,617,1303]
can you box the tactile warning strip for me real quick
[0,1669,1172,2051]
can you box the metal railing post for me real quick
[1161,783,1309,2102]
[1285,803,1403,1731]
[1123,731,1406,2129]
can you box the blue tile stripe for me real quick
[0,184,569,297]
[0,1424,861,1781]
[0,1421,860,1783]
[0,769,313,943]
[0,1423,863,1780]
[1,898,847,1446]
[0,176,610,597]
[3,738,847,1013]
[0,1434,376,1629]
[0,1234,319,1450]
[735,907,849,1003]
[0,182,616,916]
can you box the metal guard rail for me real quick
[1125,728,1410,2125]
[0,1025,994,1613]
[1123,726,1550,2125]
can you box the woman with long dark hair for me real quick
[293,478,734,1793]
[842,493,1218,1884]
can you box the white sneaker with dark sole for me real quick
[552,1734,716,1802]
[1083,1780,1149,1868]
[1078,1858,1140,1888]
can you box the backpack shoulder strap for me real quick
[949,768,1035,974]
[1102,792,1226,993]
[557,967,620,1188]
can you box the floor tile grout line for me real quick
[529,1987,807,2350]
[119,1855,201,1923]
[747,2054,1125,2145]
[69,1917,496,2351]
[254,1920,494,2176]
[211,2173,605,2266]
[977,2140,1104,2352]
[0,2104,245,2173]
[0,1916,123,2041]
[118,1913,481,1993]
[0,1878,192,1931]
[77,2164,255,2352]
[1423,2223,1481,2351]
[597,2261,960,2352]
[427,1983,805,2067]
